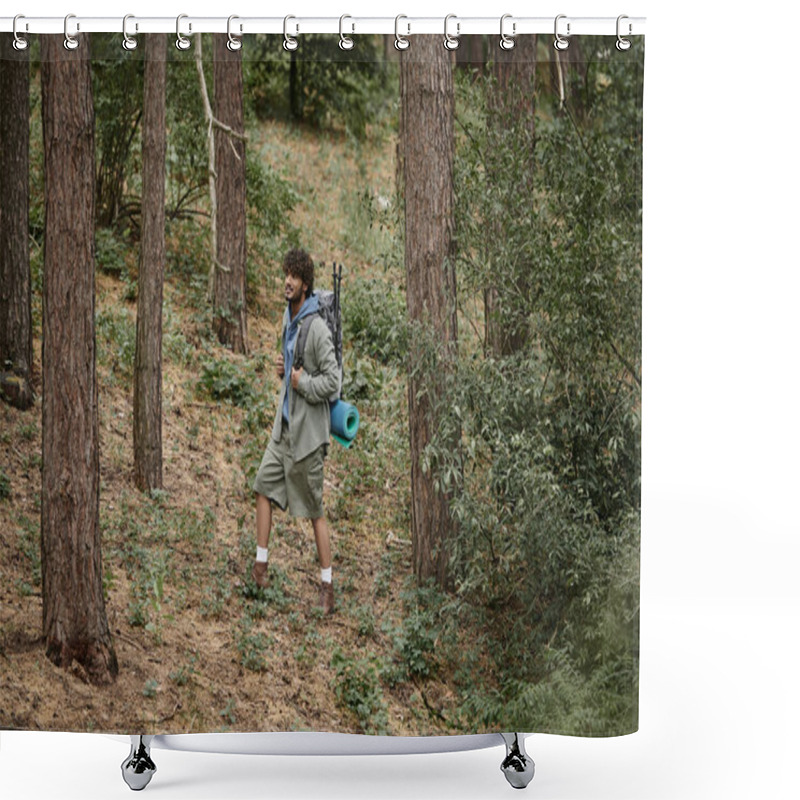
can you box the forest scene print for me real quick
[0,33,643,737]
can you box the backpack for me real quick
[291,262,343,402]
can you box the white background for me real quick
[3,1,799,798]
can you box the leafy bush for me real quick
[243,35,394,139]
[417,45,643,735]
[96,307,136,381]
[330,648,388,734]
[236,614,273,672]
[197,357,258,406]
[343,277,408,366]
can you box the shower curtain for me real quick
[0,25,643,740]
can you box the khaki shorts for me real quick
[252,427,326,519]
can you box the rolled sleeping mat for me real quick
[330,399,359,448]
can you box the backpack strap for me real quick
[292,312,319,370]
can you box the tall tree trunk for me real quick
[40,34,118,686]
[400,37,459,589]
[485,34,537,357]
[212,34,248,354]
[0,35,34,410]
[134,34,167,492]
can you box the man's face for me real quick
[284,271,308,304]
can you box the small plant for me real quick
[197,357,256,407]
[127,549,170,643]
[17,421,37,441]
[200,554,233,619]
[220,698,237,726]
[343,277,408,366]
[238,562,292,611]
[15,516,41,587]
[142,679,159,698]
[0,469,11,502]
[235,614,273,672]
[330,649,388,735]
[96,307,136,381]
[169,656,199,687]
[355,605,376,639]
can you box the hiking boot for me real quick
[319,581,335,615]
[251,560,269,589]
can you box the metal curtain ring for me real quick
[499,14,516,50]
[122,14,138,51]
[283,15,298,51]
[553,14,570,51]
[175,14,191,50]
[443,14,460,51]
[339,14,354,50]
[227,15,243,51]
[64,13,79,50]
[616,14,632,51]
[12,14,29,51]
[394,14,410,50]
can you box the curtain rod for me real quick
[1,16,646,38]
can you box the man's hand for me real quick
[276,354,285,379]
[291,366,303,390]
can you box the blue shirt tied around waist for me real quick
[282,293,320,426]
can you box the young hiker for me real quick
[251,249,340,614]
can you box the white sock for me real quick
[256,546,269,563]
[320,567,332,584]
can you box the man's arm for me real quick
[295,319,339,404]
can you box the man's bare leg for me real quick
[312,516,334,613]
[312,516,332,569]
[256,493,272,549]
[252,493,272,588]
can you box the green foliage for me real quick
[126,548,170,643]
[243,35,395,139]
[96,306,137,382]
[91,40,144,229]
[235,613,273,672]
[238,563,293,612]
[169,656,200,687]
[330,648,388,734]
[96,227,137,301]
[245,156,301,261]
[196,355,267,407]
[165,59,208,222]
[416,44,644,735]
[343,277,408,366]
[220,698,237,726]
[200,551,234,619]
[383,583,447,683]
[0,469,10,502]
[15,516,41,587]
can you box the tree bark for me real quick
[485,34,537,357]
[40,34,118,686]
[0,35,34,409]
[134,34,167,492]
[400,37,459,589]
[212,34,248,354]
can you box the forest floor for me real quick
[0,118,470,736]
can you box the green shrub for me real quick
[330,648,388,734]
[197,357,256,406]
[236,614,273,672]
[343,277,408,366]
[96,307,136,381]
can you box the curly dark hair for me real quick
[283,248,314,298]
